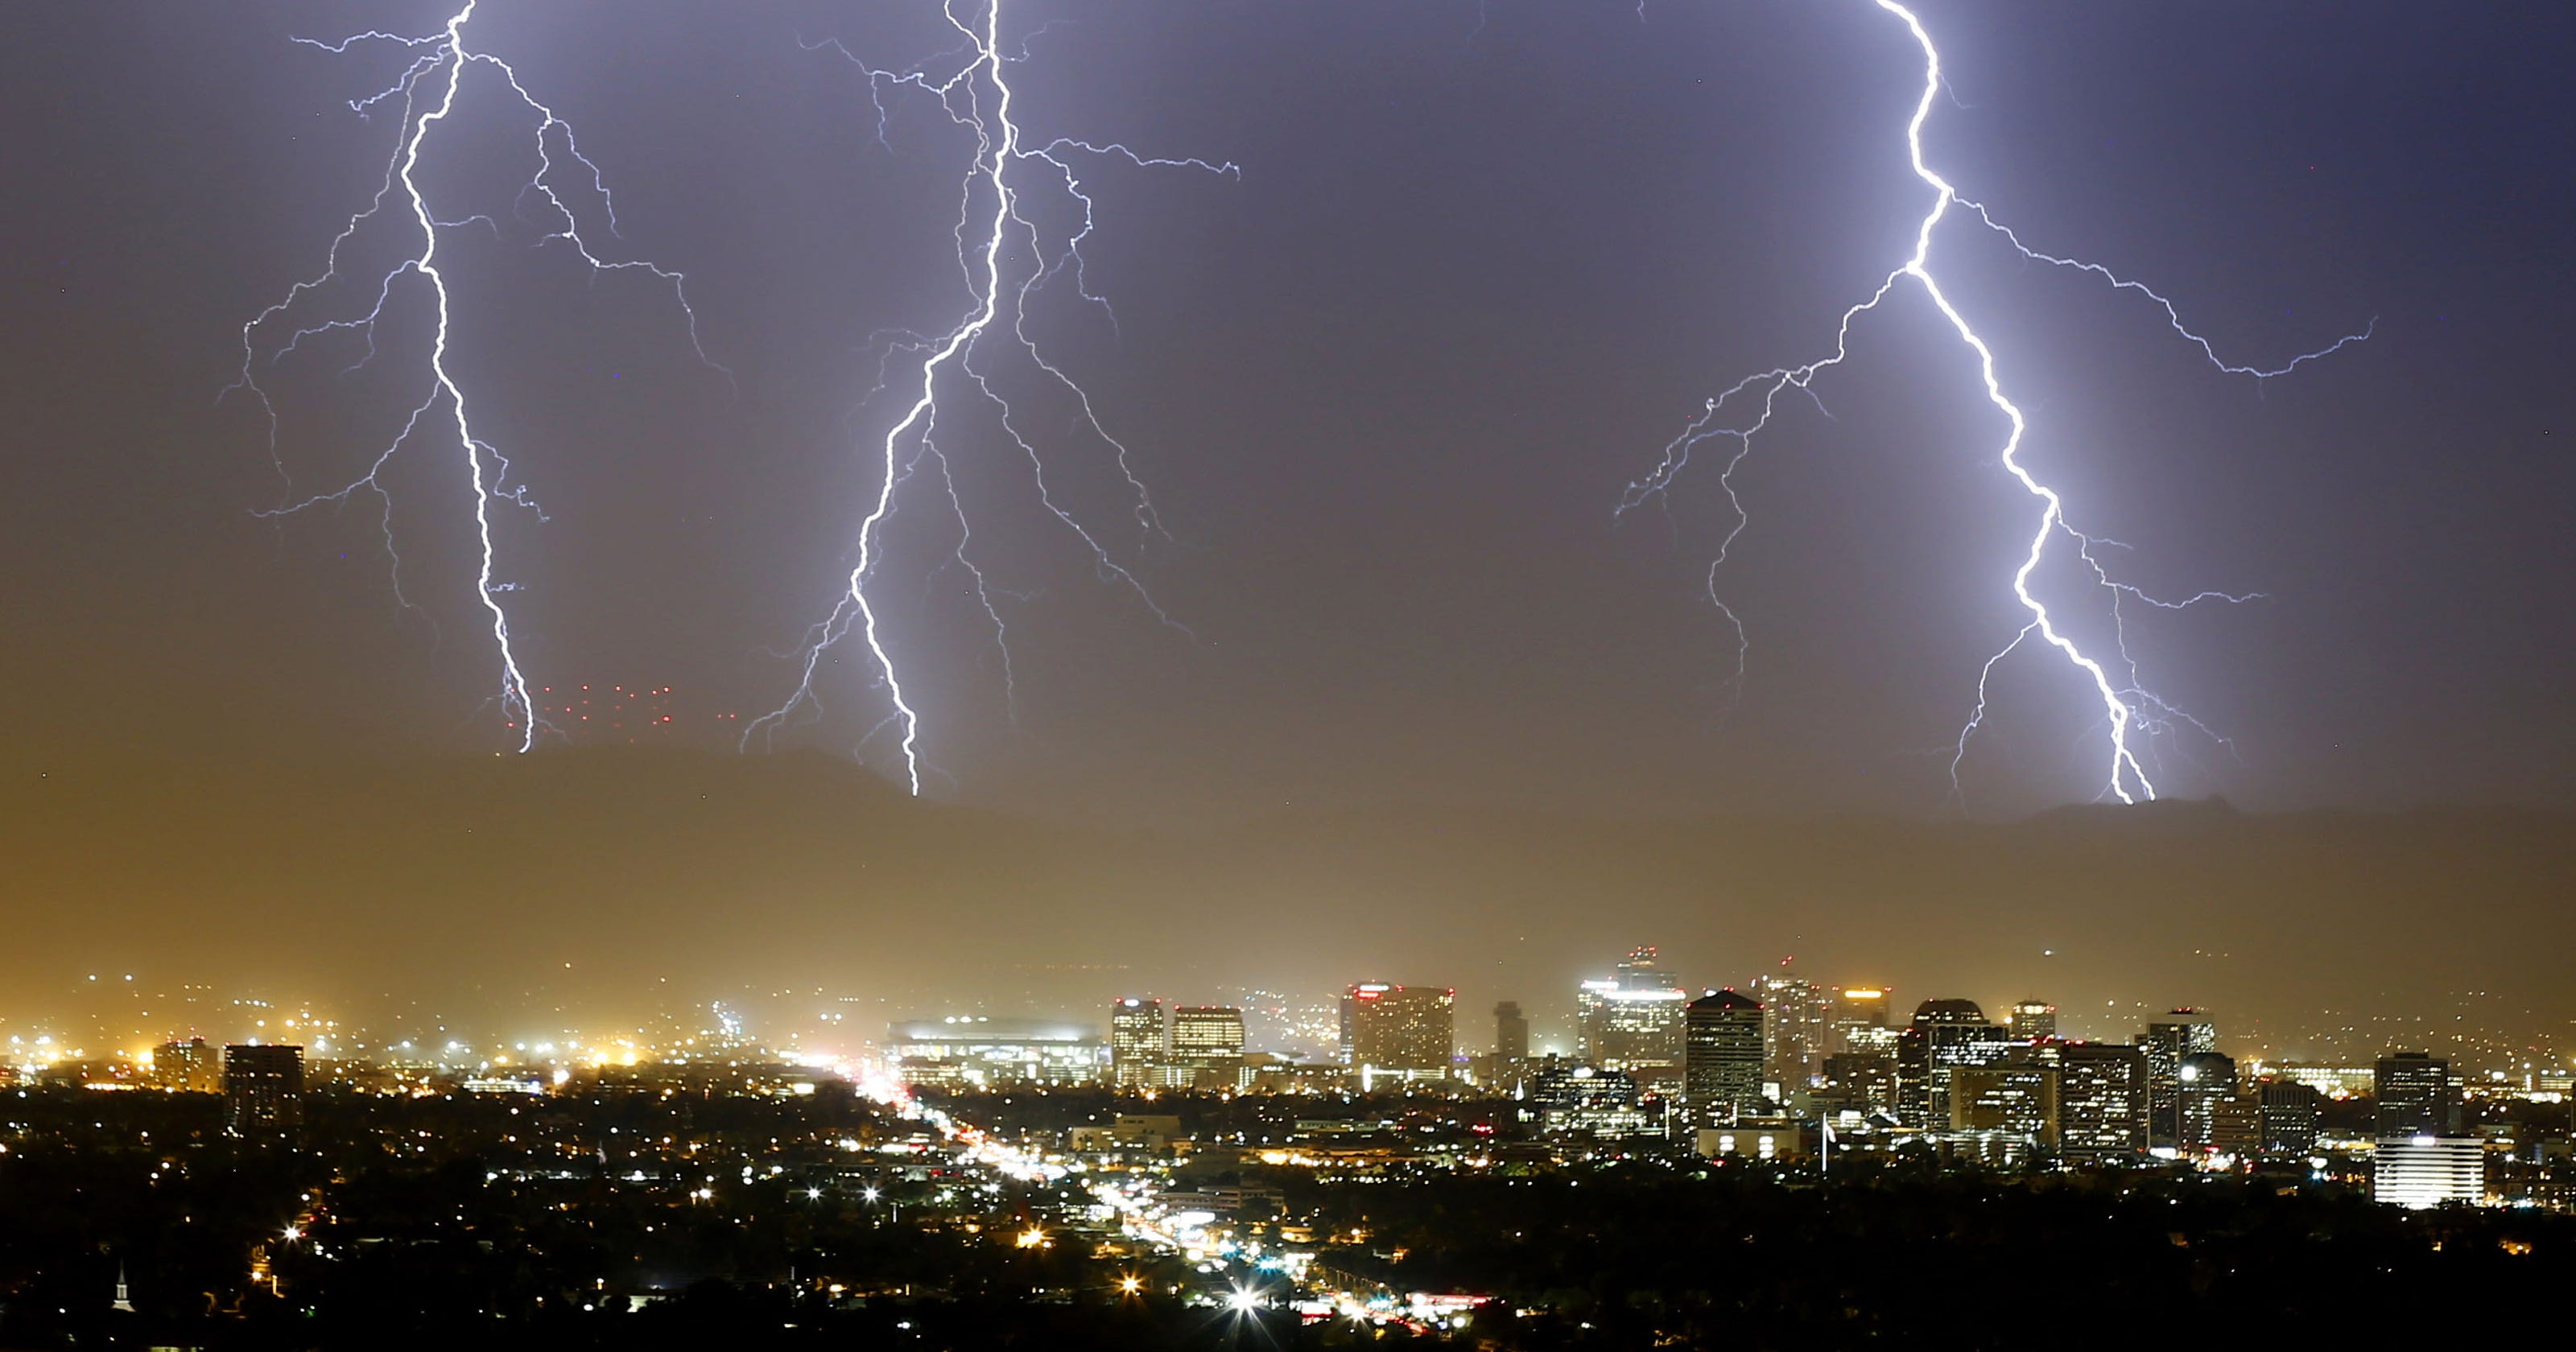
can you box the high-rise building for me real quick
[1342,983,1455,1075]
[1948,1056,2058,1144]
[2258,1080,2322,1156]
[2008,1000,2058,1042]
[1841,1024,1902,1060]
[2373,1136,2485,1209]
[1612,945,1669,991]
[1896,999,2006,1128]
[1575,947,1689,1076]
[223,1044,303,1144]
[2374,1053,2459,1138]
[153,1037,221,1092]
[1816,1052,1898,1117]
[2140,1011,2217,1147]
[2210,1094,2264,1159]
[1169,1007,1246,1090]
[1683,990,1765,1123]
[2177,1050,2238,1151]
[2054,1042,2149,1160]
[1831,987,1892,1054]
[1109,998,1167,1089]
[1493,1001,1530,1060]
[1752,967,1831,1090]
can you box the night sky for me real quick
[6,1,2571,818]
[3,4,2574,1033]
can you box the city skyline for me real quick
[13,975,2541,1203]
[6,3,2572,1341]
[9,953,2561,1089]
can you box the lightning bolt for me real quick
[226,1,723,752]
[745,2,1236,793]
[1620,0,2369,805]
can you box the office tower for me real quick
[223,1044,303,1144]
[1683,989,1765,1123]
[1841,1024,1902,1061]
[1752,968,1831,1090]
[1612,945,1670,991]
[2374,1053,2459,1138]
[1816,1052,1898,1117]
[1575,947,1689,1074]
[2258,1081,2322,1156]
[153,1037,220,1092]
[1831,987,1892,1054]
[1948,1054,2058,1144]
[2008,1000,2058,1042]
[1169,1007,1247,1090]
[1342,983,1455,1075]
[2267,1082,2328,1153]
[1109,998,1167,1089]
[2373,1136,2485,1209]
[2140,1010,2217,1147]
[2176,1050,2238,1151]
[2054,1042,2150,1160]
[1896,999,2006,1128]
[1493,1001,1530,1060]
[2210,1095,2264,1159]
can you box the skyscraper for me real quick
[1492,1001,1530,1060]
[1831,987,1892,1054]
[1342,983,1455,1076]
[1109,998,1167,1089]
[2210,1095,2264,1160]
[2374,1052,2459,1138]
[2258,1080,2322,1156]
[153,1037,220,1092]
[2176,1050,2238,1151]
[2008,1000,2058,1041]
[2140,1010,2217,1147]
[1896,999,2006,1129]
[2054,1042,2150,1160]
[1949,1056,2058,1144]
[1575,946,1688,1077]
[1752,967,1830,1091]
[223,1044,303,1144]
[1169,1006,1247,1090]
[1683,989,1765,1123]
